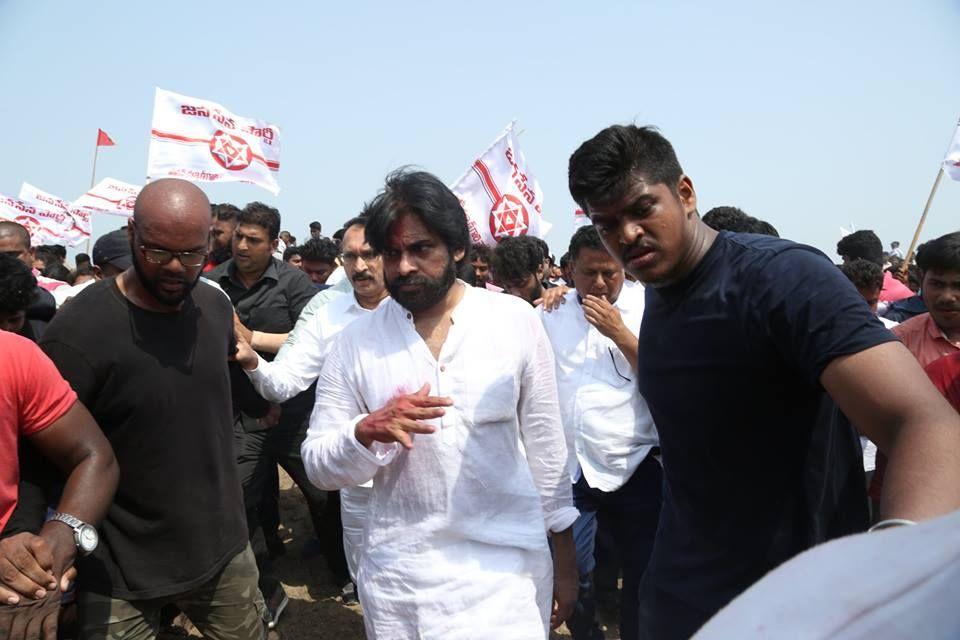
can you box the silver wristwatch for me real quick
[50,512,99,556]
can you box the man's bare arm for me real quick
[29,402,119,580]
[821,341,960,521]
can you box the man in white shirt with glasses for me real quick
[539,225,661,640]
[235,214,388,600]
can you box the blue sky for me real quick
[1,0,958,259]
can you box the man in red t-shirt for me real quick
[0,331,117,636]
[926,352,960,410]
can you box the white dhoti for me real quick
[358,535,553,640]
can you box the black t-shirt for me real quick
[638,232,897,628]
[40,279,247,600]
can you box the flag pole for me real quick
[85,135,101,255]
[900,167,945,273]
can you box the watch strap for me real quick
[51,511,86,531]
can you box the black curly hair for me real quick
[0,253,37,312]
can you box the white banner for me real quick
[0,194,73,246]
[451,122,551,246]
[147,88,281,194]
[944,118,960,181]
[72,178,141,218]
[19,183,91,247]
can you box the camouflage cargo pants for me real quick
[77,544,267,640]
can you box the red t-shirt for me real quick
[925,352,960,411]
[0,332,77,533]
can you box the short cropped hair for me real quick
[0,253,37,312]
[916,232,960,273]
[239,202,280,241]
[703,206,779,237]
[363,169,470,260]
[341,215,370,233]
[747,219,780,237]
[298,238,339,264]
[703,206,752,233]
[491,236,542,282]
[0,221,31,249]
[212,203,241,222]
[282,246,301,262]
[840,258,883,291]
[568,225,608,261]
[837,230,883,266]
[568,125,684,210]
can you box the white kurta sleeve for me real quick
[517,313,579,533]
[245,313,327,403]
[301,336,399,490]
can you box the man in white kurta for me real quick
[301,169,578,639]
[236,217,388,587]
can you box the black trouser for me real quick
[636,578,711,640]
[235,422,349,598]
[568,455,663,640]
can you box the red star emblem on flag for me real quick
[489,194,530,240]
[209,130,253,171]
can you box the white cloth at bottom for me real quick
[357,533,553,640]
[693,509,960,639]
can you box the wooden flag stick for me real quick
[85,137,101,255]
[901,167,945,273]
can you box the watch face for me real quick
[78,525,98,552]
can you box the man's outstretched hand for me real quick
[355,383,452,450]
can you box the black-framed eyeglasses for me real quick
[139,246,207,268]
[341,250,380,264]
[609,348,632,382]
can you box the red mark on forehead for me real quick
[386,212,430,250]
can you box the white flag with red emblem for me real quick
[451,122,551,246]
[0,194,74,246]
[19,183,92,247]
[943,118,960,181]
[573,208,591,230]
[72,178,141,218]
[147,88,281,194]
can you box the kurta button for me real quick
[440,365,446,372]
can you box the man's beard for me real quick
[387,257,457,313]
[209,244,232,265]
[132,253,200,307]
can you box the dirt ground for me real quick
[173,469,621,639]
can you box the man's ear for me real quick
[677,175,698,216]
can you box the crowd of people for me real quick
[2,124,960,640]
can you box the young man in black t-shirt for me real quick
[567,125,960,640]
[41,179,267,639]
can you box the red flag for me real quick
[96,129,115,147]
